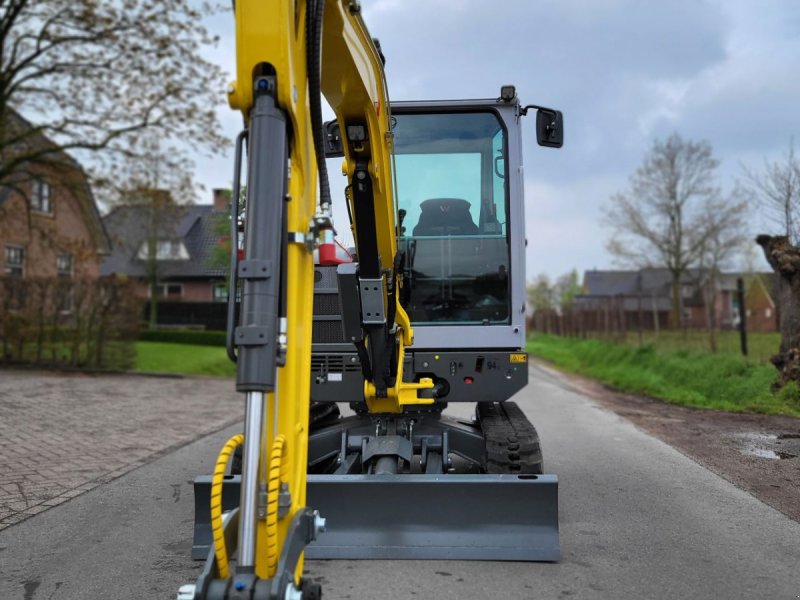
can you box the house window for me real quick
[56,253,73,276]
[56,253,73,312]
[150,283,184,300]
[4,246,25,309]
[4,246,24,276]
[138,240,189,260]
[213,283,227,302]
[766,308,772,318]
[31,180,52,214]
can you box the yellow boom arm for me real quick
[221,0,429,591]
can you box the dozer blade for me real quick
[305,473,559,561]
[191,473,559,562]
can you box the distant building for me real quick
[572,268,777,332]
[101,189,230,303]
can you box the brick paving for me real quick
[0,370,242,530]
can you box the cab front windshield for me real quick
[393,111,509,325]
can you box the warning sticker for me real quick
[509,353,528,363]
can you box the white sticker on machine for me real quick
[327,373,343,382]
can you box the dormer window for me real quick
[138,240,189,260]
[31,180,52,214]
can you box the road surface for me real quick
[1,365,799,599]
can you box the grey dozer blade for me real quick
[193,406,560,562]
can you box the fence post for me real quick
[737,277,748,358]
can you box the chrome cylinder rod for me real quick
[238,390,265,570]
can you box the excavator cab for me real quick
[311,97,532,411]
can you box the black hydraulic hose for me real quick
[226,129,247,363]
[385,251,403,327]
[277,159,289,367]
[306,0,331,213]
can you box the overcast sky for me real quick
[194,0,800,280]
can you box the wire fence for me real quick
[528,292,780,362]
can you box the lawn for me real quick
[135,341,235,377]
[614,330,779,363]
[527,334,800,418]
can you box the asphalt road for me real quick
[2,365,800,599]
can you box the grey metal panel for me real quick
[305,474,560,561]
[192,475,244,560]
[411,324,523,350]
[502,103,528,340]
[193,473,560,562]
[359,277,386,324]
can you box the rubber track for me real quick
[478,401,543,474]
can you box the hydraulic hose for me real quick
[210,434,244,580]
[265,434,289,577]
[306,0,331,213]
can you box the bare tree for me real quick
[604,133,723,327]
[0,0,228,207]
[527,274,556,333]
[527,274,555,313]
[746,141,800,389]
[696,191,749,352]
[554,269,582,311]
[742,141,800,244]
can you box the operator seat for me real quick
[412,198,479,236]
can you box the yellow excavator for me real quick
[180,1,564,598]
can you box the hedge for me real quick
[138,328,227,347]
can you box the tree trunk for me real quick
[705,273,718,353]
[670,274,681,330]
[756,235,800,389]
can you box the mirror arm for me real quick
[520,103,557,116]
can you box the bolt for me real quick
[285,582,303,600]
[313,511,327,538]
[177,584,196,600]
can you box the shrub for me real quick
[138,328,226,347]
[0,277,143,369]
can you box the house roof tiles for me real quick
[101,204,228,279]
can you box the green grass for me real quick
[527,334,800,418]
[614,330,779,363]
[134,341,235,377]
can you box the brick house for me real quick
[0,115,110,286]
[101,189,230,303]
[717,273,777,332]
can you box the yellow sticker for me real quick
[510,353,528,363]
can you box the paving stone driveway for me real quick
[0,370,241,530]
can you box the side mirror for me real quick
[323,120,344,157]
[536,109,563,148]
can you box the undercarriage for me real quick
[193,402,559,565]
